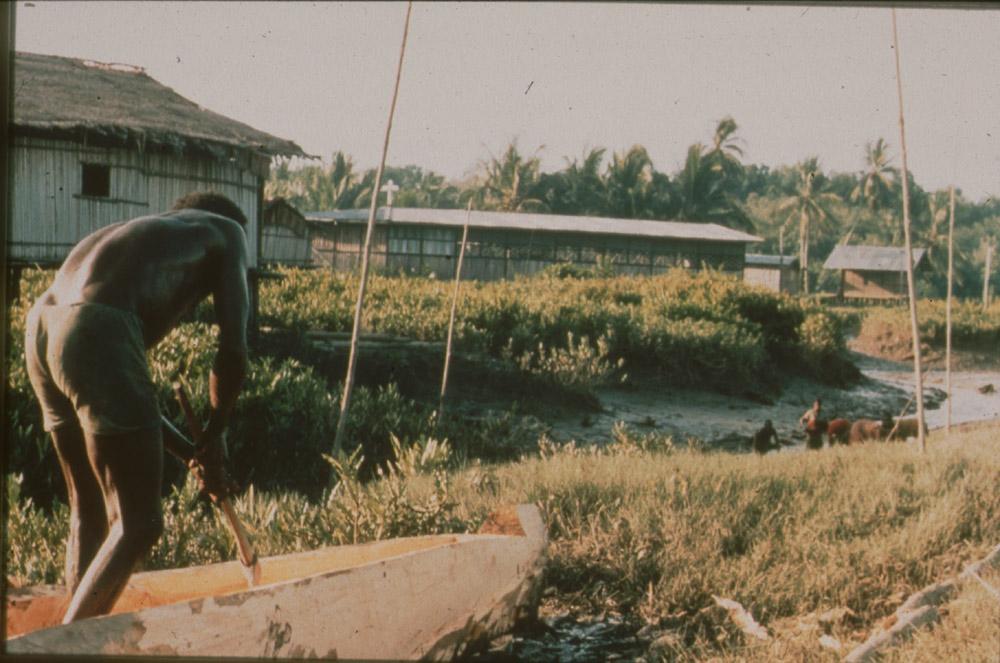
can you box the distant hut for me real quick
[306,207,761,280]
[10,51,307,299]
[261,198,312,266]
[743,254,800,294]
[823,245,927,301]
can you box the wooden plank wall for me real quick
[11,136,261,266]
[307,221,748,281]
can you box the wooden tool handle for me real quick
[172,382,203,445]
[171,382,260,580]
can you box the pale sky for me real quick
[14,2,1000,202]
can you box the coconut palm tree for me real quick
[777,157,841,294]
[707,115,745,179]
[852,138,896,212]
[538,147,607,215]
[604,145,655,219]
[471,141,547,212]
[674,143,753,231]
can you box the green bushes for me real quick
[6,266,854,505]
[859,300,1000,352]
[259,266,854,391]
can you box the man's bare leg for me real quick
[61,427,163,624]
[50,423,108,593]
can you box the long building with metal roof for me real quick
[303,206,762,280]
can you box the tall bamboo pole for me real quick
[439,202,472,419]
[983,240,993,310]
[891,8,926,451]
[332,2,413,457]
[945,186,955,432]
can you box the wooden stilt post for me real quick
[332,2,413,459]
[891,8,926,452]
[439,202,472,420]
[946,186,955,433]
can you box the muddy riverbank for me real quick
[543,349,1000,451]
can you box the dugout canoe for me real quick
[5,504,547,659]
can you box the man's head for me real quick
[172,191,248,227]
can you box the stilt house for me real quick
[823,245,927,300]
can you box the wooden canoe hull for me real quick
[6,504,546,660]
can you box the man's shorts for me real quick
[25,301,161,435]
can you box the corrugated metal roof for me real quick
[745,254,799,268]
[306,207,762,243]
[823,245,927,271]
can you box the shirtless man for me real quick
[24,191,249,623]
[799,398,826,450]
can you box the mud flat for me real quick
[544,351,1000,450]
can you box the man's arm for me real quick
[202,222,250,447]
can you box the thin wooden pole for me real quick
[439,202,472,419]
[892,8,926,452]
[945,186,955,432]
[332,1,413,457]
[983,240,992,310]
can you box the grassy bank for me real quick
[854,300,1000,359]
[8,425,999,660]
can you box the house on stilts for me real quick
[823,244,927,301]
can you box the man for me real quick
[799,398,826,450]
[749,419,782,455]
[24,191,249,623]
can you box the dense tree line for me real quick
[266,118,1000,299]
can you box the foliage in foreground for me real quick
[8,426,999,661]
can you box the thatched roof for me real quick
[13,51,308,160]
[823,245,927,272]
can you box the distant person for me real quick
[749,419,782,455]
[24,192,249,624]
[799,398,826,450]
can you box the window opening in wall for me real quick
[81,163,111,198]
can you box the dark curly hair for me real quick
[172,191,248,227]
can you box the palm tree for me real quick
[471,141,546,212]
[674,143,753,231]
[604,145,655,219]
[777,157,841,294]
[848,138,900,244]
[707,116,745,179]
[537,148,607,216]
[918,189,968,293]
[563,147,607,215]
[852,138,896,212]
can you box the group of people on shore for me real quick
[749,398,924,455]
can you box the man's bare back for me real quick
[45,209,247,347]
[24,192,251,623]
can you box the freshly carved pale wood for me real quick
[6,504,547,660]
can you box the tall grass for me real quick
[8,426,999,660]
